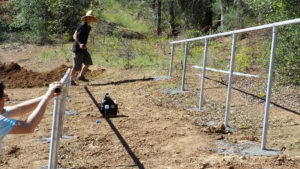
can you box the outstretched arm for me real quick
[8,82,62,134]
[7,96,45,117]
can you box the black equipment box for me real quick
[100,93,118,117]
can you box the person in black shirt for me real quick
[70,10,98,86]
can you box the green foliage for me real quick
[86,34,169,71]
[0,2,15,41]
[35,50,56,62]
[212,0,255,31]
[99,0,154,34]
[235,46,252,72]
[35,43,72,62]
[6,0,91,43]
[10,0,50,44]
[222,7,253,30]
[205,40,231,70]
[275,26,300,85]
[248,0,300,85]
[184,41,205,65]
[47,0,89,36]
[184,29,202,39]
[178,0,213,28]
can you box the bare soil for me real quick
[0,43,300,169]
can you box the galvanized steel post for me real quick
[169,44,174,77]
[224,33,237,127]
[261,26,277,150]
[48,97,60,169]
[58,83,68,138]
[59,82,69,138]
[181,41,188,91]
[199,38,208,110]
[48,69,70,169]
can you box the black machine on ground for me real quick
[100,93,118,117]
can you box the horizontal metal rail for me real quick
[171,18,300,44]
[193,65,259,78]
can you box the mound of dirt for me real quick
[0,62,104,89]
[0,62,69,88]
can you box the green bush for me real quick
[100,0,153,34]
[235,47,252,72]
[248,0,300,85]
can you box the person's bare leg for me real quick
[70,68,78,80]
[70,68,79,85]
[79,65,89,78]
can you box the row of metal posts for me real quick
[48,68,71,169]
[168,26,278,150]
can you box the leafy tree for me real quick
[212,0,254,32]
[156,0,162,35]
[178,0,213,29]
[0,1,15,41]
[247,0,300,85]
[10,0,50,44]
[47,0,91,38]
[168,0,176,35]
[9,0,91,44]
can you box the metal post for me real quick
[48,69,70,168]
[58,69,70,138]
[199,38,208,110]
[181,41,188,91]
[261,26,277,150]
[169,44,174,77]
[224,33,237,127]
[59,82,69,138]
[58,87,67,138]
[48,97,60,169]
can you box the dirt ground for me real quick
[0,43,300,169]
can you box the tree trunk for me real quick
[150,0,156,10]
[169,0,176,35]
[204,0,213,28]
[220,0,224,32]
[156,0,162,35]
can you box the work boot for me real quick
[78,75,89,82]
[70,80,78,86]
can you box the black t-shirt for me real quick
[72,22,91,52]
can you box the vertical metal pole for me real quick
[58,69,70,138]
[224,33,237,127]
[48,97,59,169]
[199,38,208,110]
[181,41,188,91]
[169,44,174,77]
[60,82,69,138]
[261,26,277,150]
[48,69,71,168]
[58,87,67,138]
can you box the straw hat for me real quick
[81,10,98,22]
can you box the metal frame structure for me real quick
[168,18,300,150]
[48,68,71,169]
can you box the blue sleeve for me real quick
[2,107,11,117]
[0,115,16,138]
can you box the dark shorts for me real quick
[72,50,93,71]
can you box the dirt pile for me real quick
[0,62,69,88]
[0,62,105,89]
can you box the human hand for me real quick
[46,82,63,98]
[79,43,86,50]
